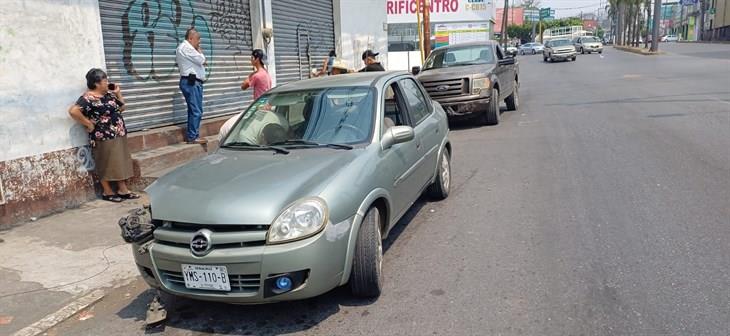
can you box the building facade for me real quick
[0,0,387,227]
[386,0,496,70]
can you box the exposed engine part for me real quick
[118,208,155,244]
[145,293,167,327]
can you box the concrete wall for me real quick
[0,0,106,226]
[334,0,389,71]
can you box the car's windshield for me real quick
[550,39,572,47]
[423,45,495,70]
[582,37,599,43]
[222,87,374,147]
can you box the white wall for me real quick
[0,0,106,162]
[334,0,389,72]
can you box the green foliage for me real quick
[507,24,534,42]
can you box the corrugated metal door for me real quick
[98,0,254,131]
[272,0,335,85]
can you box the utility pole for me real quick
[699,0,706,40]
[501,0,509,48]
[651,0,662,51]
[423,0,432,58]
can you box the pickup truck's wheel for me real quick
[480,88,500,126]
[505,80,519,111]
[350,207,383,298]
[427,149,451,200]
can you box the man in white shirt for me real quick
[176,28,207,144]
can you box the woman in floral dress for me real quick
[68,69,139,202]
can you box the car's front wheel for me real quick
[350,207,383,298]
[481,88,500,126]
[428,149,451,200]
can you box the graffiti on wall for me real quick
[76,145,96,173]
[120,0,214,81]
[207,0,252,70]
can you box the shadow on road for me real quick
[447,107,511,131]
[114,199,434,336]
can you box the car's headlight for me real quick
[267,197,328,244]
[472,77,491,94]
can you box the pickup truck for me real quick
[412,41,519,126]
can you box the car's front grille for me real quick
[554,49,573,54]
[153,223,269,250]
[421,78,469,99]
[161,270,261,293]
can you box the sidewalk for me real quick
[0,196,147,336]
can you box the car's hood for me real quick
[418,64,496,81]
[584,42,602,47]
[147,148,360,225]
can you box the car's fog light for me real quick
[276,276,292,290]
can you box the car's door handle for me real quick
[416,141,422,149]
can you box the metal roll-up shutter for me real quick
[272,0,335,85]
[98,0,254,131]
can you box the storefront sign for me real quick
[434,23,490,47]
[387,0,493,23]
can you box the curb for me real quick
[11,290,105,336]
[613,45,663,56]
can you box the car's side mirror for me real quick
[382,126,415,150]
[498,58,516,66]
[411,66,421,76]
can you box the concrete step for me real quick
[127,115,230,153]
[130,135,220,190]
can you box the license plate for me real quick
[181,264,231,291]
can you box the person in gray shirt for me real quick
[176,28,207,144]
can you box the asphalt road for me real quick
[51,44,730,336]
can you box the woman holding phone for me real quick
[68,68,139,202]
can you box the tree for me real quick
[507,24,534,43]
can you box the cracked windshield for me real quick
[1,0,728,335]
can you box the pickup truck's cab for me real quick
[413,41,519,126]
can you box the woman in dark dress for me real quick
[68,69,139,202]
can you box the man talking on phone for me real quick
[176,27,207,144]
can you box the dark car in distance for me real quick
[412,41,519,126]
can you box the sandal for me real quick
[118,192,141,200]
[102,194,123,203]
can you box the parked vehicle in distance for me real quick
[662,35,679,42]
[506,46,519,57]
[544,39,577,62]
[126,72,452,304]
[413,41,520,126]
[573,36,603,54]
[519,42,545,55]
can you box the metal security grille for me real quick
[271,0,335,86]
[98,0,254,131]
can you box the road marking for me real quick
[12,290,105,336]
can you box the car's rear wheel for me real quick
[480,88,500,126]
[428,149,451,200]
[350,207,383,298]
[505,79,519,111]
